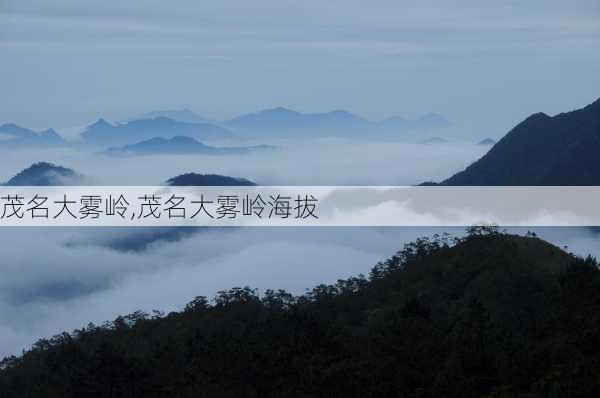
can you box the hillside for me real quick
[2,229,600,397]
[444,98,600,185]
[5,162,83,186]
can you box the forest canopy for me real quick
[1,227,599,397]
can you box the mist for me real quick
[0,132,596,360]
[0,138,488,186]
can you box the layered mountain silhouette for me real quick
[105,136,275,156]
[442,98,600,185]
[1,162,255,252]
[0,123,67,148]
[1,107,449,149]
[4,162,83,186]
[226,107,449,138]
[81,117,233,147]
[3,230,600,397]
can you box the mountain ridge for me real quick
[2,231,600,396]
[226,107,450,138]
[0,124,67,148]
[81,117,234,146]
[4,162,83,186]
[442,97,600,185]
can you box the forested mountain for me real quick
[2,229,600,397]
[444,98,600,185]
[4,162,83,186]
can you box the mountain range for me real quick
[81,117,234,147]
[0,124,67,148]
[2,162,256,252]
[226,107,449,138]
[0,107,450,149]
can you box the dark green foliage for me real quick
[2,231,600,397]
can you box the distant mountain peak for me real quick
[478,138,496,146]
[82,115,232,146]
[271,106,294,112]
[523,112,550,122]
[0,123,22,130]
[168,135,200,144]
[0,123,35,135]
[227,107,449,139]
[39,128,61,137]
[262,107,300,116]
[324,109,365,121]
[166,173,256,186]
[0,123,66,147]
[88,118,113,129]
[24,161,59,170]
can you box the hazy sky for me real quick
[1,0,600,136]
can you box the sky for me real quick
[1,0,599,137]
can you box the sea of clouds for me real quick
[0,140,598,357]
